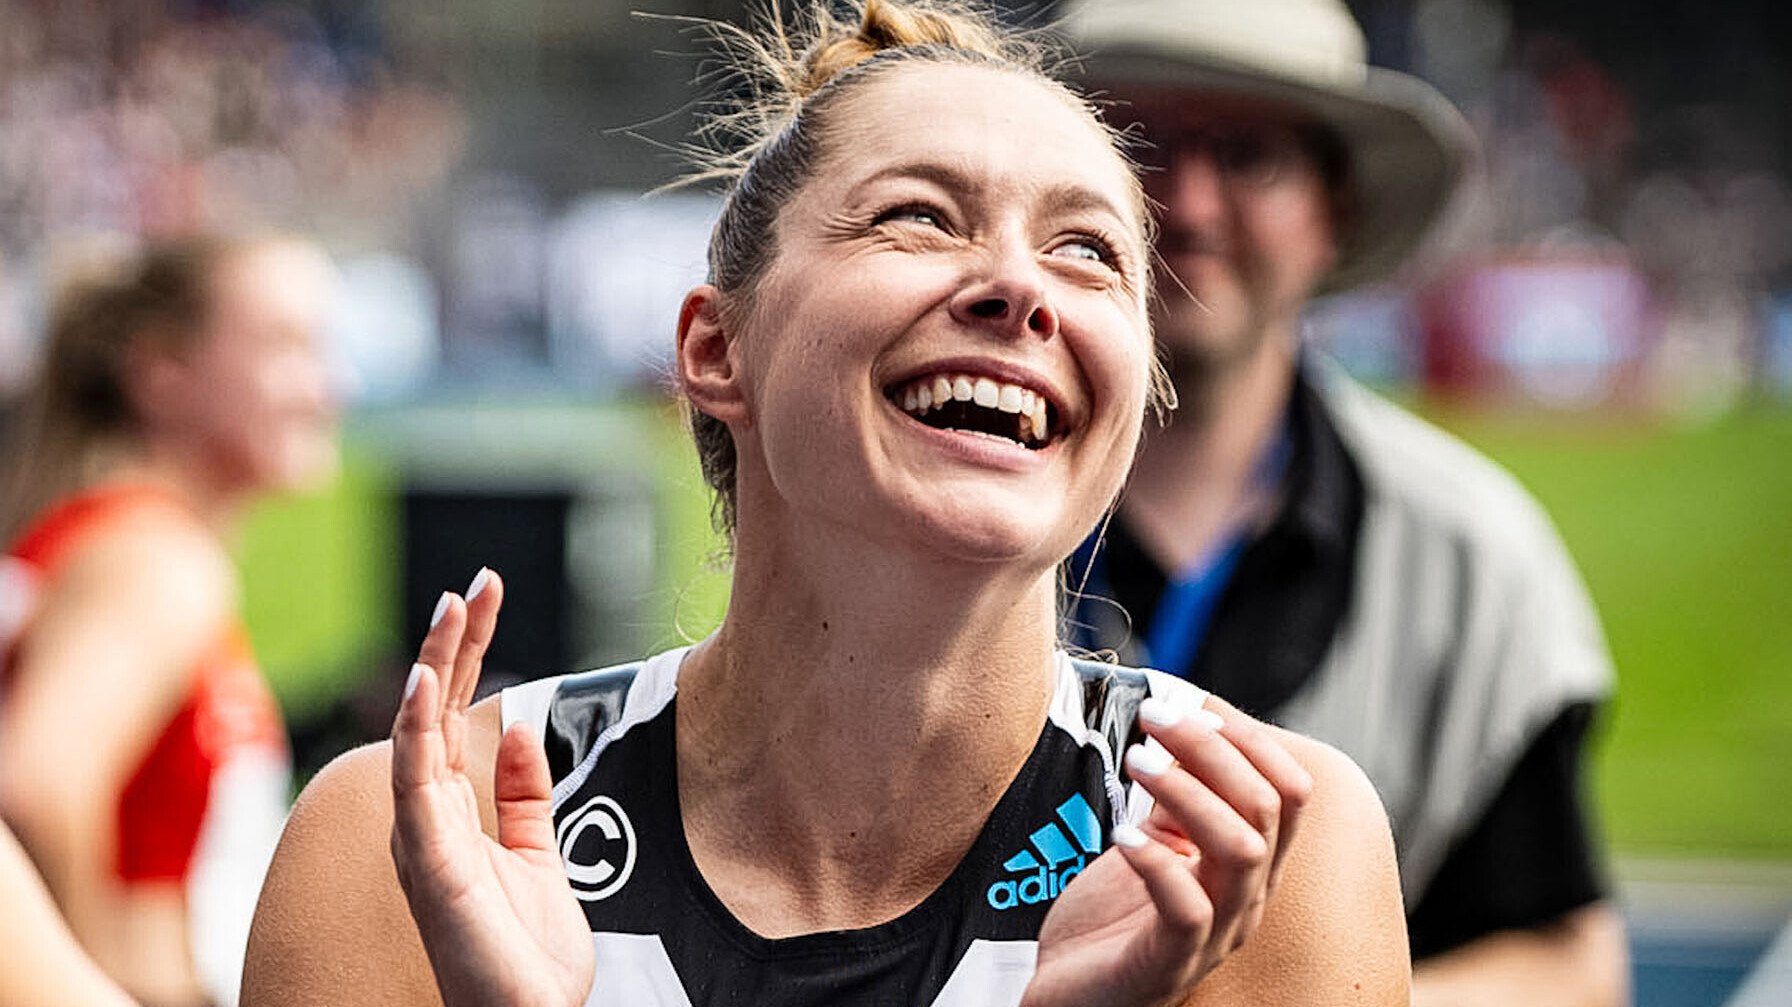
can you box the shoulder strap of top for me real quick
[1066,656,1151,783]
[7,482,188,565]
[534,664,642,783]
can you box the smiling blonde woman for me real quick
[242,3,1407,1005]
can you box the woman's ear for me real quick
[677,284,749,426]
[121,330,190,429]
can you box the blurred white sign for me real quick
[547,189,719,391]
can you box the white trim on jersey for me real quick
[585,934,695,1007]
[930,940,1038,1007]
[578,934,1037,1007]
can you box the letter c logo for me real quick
[557,795,637,902]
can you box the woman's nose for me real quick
[948,244,1059,339]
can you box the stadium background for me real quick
[0,0,1787,1002]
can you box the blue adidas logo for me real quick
[985,793,1103,911]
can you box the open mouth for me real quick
[886,373,1058,449]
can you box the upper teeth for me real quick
[896,373,1051,443]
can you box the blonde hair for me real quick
[680,0,1149,536]
[0,234,264,543]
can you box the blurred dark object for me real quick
[403,490,571,691]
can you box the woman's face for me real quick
[727,62,1152,566]
[163,242,340,496]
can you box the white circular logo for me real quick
[556,795,637,902]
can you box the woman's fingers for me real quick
[1197,695,1311,881]
[1135,697,1282,855]
[453,568,503,715]
[1125,744,1268,934]
[1203,696,1312,891]
[391,661,444,792]
[390,661,463,893]
[416,590,465,723]
[493,721,558,859]
[1125,694,1313,944]
[1110,823,1215,940]
[406,568,504,769]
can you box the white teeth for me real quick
[997,384,1023,414]
[893,372,1055,445]
[973,377,999,408]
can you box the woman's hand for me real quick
[1022,695,1312,1007]
[388,569,594,1007]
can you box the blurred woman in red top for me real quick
[0,234,338,1007]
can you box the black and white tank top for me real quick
[501,647,1206,1007]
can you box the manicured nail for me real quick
[466,567,491,601]
[430,591,452,628]
[1112,823,1149,849]
[403,662,425,701]
[1191,708,1225,734]
[1139,696,1184,728]
[1125,743,1174,777]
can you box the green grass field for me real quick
[1426,404,1792,859]
[236,399,1792,858]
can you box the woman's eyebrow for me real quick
[849,159,1130,225]
[1036,185,1132,228]
[847,159,978,200]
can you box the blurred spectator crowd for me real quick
[1312,0,1792,416]
[0,0,464,397]
[1,0,1790,416]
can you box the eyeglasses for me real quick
[1131,123,1315,190]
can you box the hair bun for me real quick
[797,0,1007,98]
[676,0,1048,186]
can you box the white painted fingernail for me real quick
[466,567,491,601]
[1112,823,1149,849]
[403,663,425,701]
[1126,743,1174,777]
[1192,709,1225,734]
[1139,696,1184,728]
[430,591,452,628]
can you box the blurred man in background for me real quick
[1063,0,1626,1002]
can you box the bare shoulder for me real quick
[2,501,236,793]
[1264,724,1389,828]
[41,503,236,656]
[243,697,504,1007]
[241,741,431,1007]
[1191,724,1410,1006]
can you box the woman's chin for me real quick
[896,489,1078,571]
[261,441,341,496]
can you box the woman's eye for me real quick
[1052,236,1117,266]
[877,204,945,229]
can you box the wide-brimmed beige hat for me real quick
[1061,0,1478,291]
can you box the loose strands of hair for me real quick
[670,0,1052,197]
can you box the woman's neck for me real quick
[107,443,244,536]
[673,522,1061,936]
